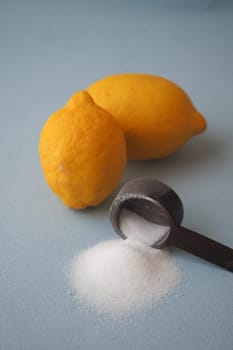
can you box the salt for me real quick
[120,208,170,246]
[69,211,180,316]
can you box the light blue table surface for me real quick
[1,1,233,349]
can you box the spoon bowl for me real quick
[110,178,183,248]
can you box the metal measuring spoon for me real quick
[110,178,233,272]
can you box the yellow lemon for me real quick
[39,91,126,209]
[87,73,207,160]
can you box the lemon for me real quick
[39,91,126,209]
[87,73,207,160]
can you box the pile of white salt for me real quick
[70,209,180,316]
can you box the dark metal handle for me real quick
[172,226,233,272]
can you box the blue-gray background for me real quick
[1,1,233,349]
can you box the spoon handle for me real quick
[172,226,233,272]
